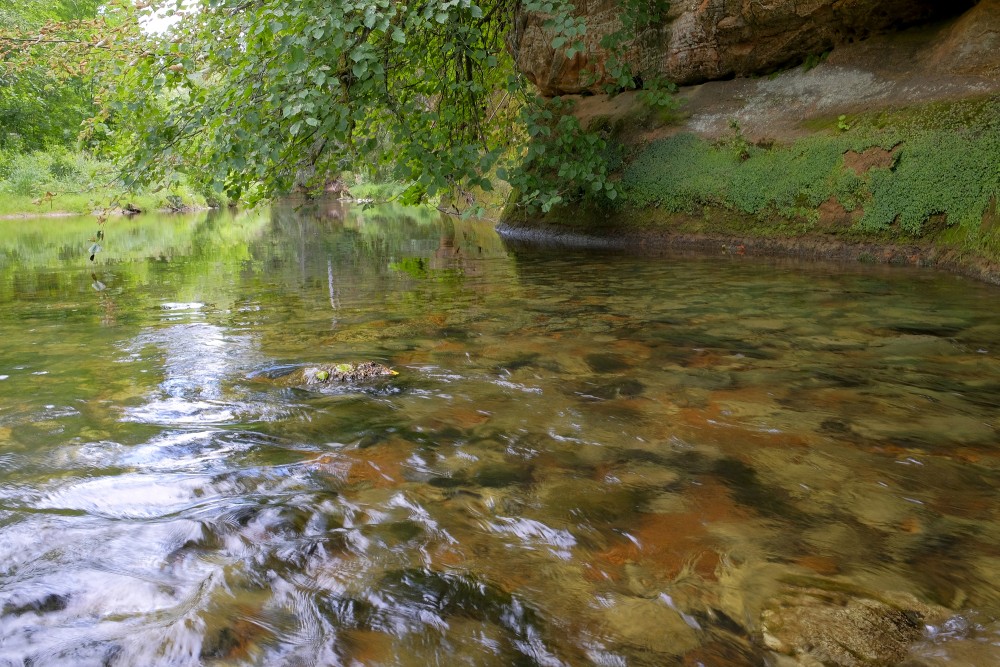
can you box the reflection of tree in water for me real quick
[429,218,493,280]
[262,201,509,299]
[0,210,272,312]
[266,201,442,267]
[90,272,117,327]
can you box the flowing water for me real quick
[2,202,1000,666]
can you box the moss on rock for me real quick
[616,96,1000,240]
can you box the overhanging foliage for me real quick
[1,0,672,211]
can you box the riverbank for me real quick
[0,202,216,220]
[0,191,218,220]
[0,149,221,219]
[499,14,1000,284]
[497,215,1000,285]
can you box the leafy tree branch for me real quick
[4,0,675,212]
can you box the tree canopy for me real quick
[1,0,668,210]
[0,0,102,151]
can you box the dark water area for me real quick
[1,202,999,666]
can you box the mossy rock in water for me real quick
[251,362,398,388]
[759,580,950,666]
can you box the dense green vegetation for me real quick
[0,0,216,214]
[616,96,1000,240]
[0,0,101,152]
[2,0,997,271]
[0,149,215,215]
[1,0,674,214]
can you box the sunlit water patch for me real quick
[1,204,1000,665]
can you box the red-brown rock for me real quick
[509,0,980,95]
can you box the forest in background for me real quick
[0,0,217,214]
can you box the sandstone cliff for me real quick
[510,0,985,96]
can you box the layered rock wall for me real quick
[510,0,980,95]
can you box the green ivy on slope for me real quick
[618,97,1000,237]
[863,128,1000,233]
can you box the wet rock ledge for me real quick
[495,218,1000,286]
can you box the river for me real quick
[1,202,999,665]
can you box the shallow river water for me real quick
[2,202,1000,666]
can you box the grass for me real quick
[0,191,214,217]
[0,148,217,217]
[347,180,410,203]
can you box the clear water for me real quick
[2,202,1000,666]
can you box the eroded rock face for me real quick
[509,0,979,95]
[930,0,1000,77]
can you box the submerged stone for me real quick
[759,581,949,666]
[473,462,534,488]
[601,594,700,656]
[586,378,646,400]
[584,352,631,374]
[368,519,425,545]
[537,478,645,523]
[2,592,69,616]
[200,616,271,662]
[375,567,551,656]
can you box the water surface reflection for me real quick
[1,203,1000,665]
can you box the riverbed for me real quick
[1,202,999,665]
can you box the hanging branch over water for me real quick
[4,0,675,212]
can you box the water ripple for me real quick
[34,474,223,520]
[486,517,577,559]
